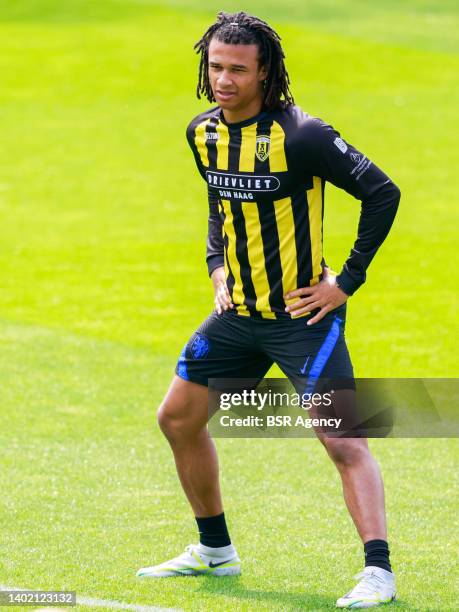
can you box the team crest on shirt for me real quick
[255,135,270,162]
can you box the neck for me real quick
[222,97,264,124]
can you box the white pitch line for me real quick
[0,585,182,612]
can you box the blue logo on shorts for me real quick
[190,334,210,359]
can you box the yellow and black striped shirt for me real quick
[186,104,400,318]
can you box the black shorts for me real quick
[175,304,354,393]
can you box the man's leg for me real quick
[257,305,395,606]
[157,375,222,518]
[137,374,240,577]
[318,436,387,542]
[137,311,272,578]
[319,435,396,608]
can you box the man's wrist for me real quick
[336,269,361,296]
[207,255,225,277]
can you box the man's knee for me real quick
[320,437,370,469]
[156,376,209,443]
[157,402,188,442]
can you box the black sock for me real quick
[364,539,392,573]
[195,512,231,548]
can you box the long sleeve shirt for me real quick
[187,104,400,318]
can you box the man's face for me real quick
[208,38,267,115]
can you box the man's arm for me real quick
[286,118,400,323]
[309,120,400,296]
[206,187,225,277]
[185,117,233,313]
[206,187,233,314]
[336,180,400,296]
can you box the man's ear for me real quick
[259,65,268,82]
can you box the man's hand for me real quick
[284,267,349,325]
[211,266,233,315]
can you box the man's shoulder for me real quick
[271,104,335,156]
[186,106,220,141]
[272,104,327,137]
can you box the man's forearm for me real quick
[336,181,401,296]
[207,253,225,277]
[206,193,225,277]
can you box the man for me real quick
[137,11,400,609]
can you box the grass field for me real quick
[0,1,458,610]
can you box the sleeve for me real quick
[186,119,207,181]
[206,187,225,277]
[301,119,401,295]
[186,116,225,276]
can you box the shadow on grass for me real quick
[198,576,334,610]
[198,576,410,610]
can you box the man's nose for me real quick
[217,70,232,87]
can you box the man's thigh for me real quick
[255,304,355,394]
[175,310,273,388]
[255,304,358,434]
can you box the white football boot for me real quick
[136,543,241,578]
[336,566,396,608]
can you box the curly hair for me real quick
[194,11,294,111]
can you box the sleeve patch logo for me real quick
[333,137,348,154]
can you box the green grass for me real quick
[0,1,458,610]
